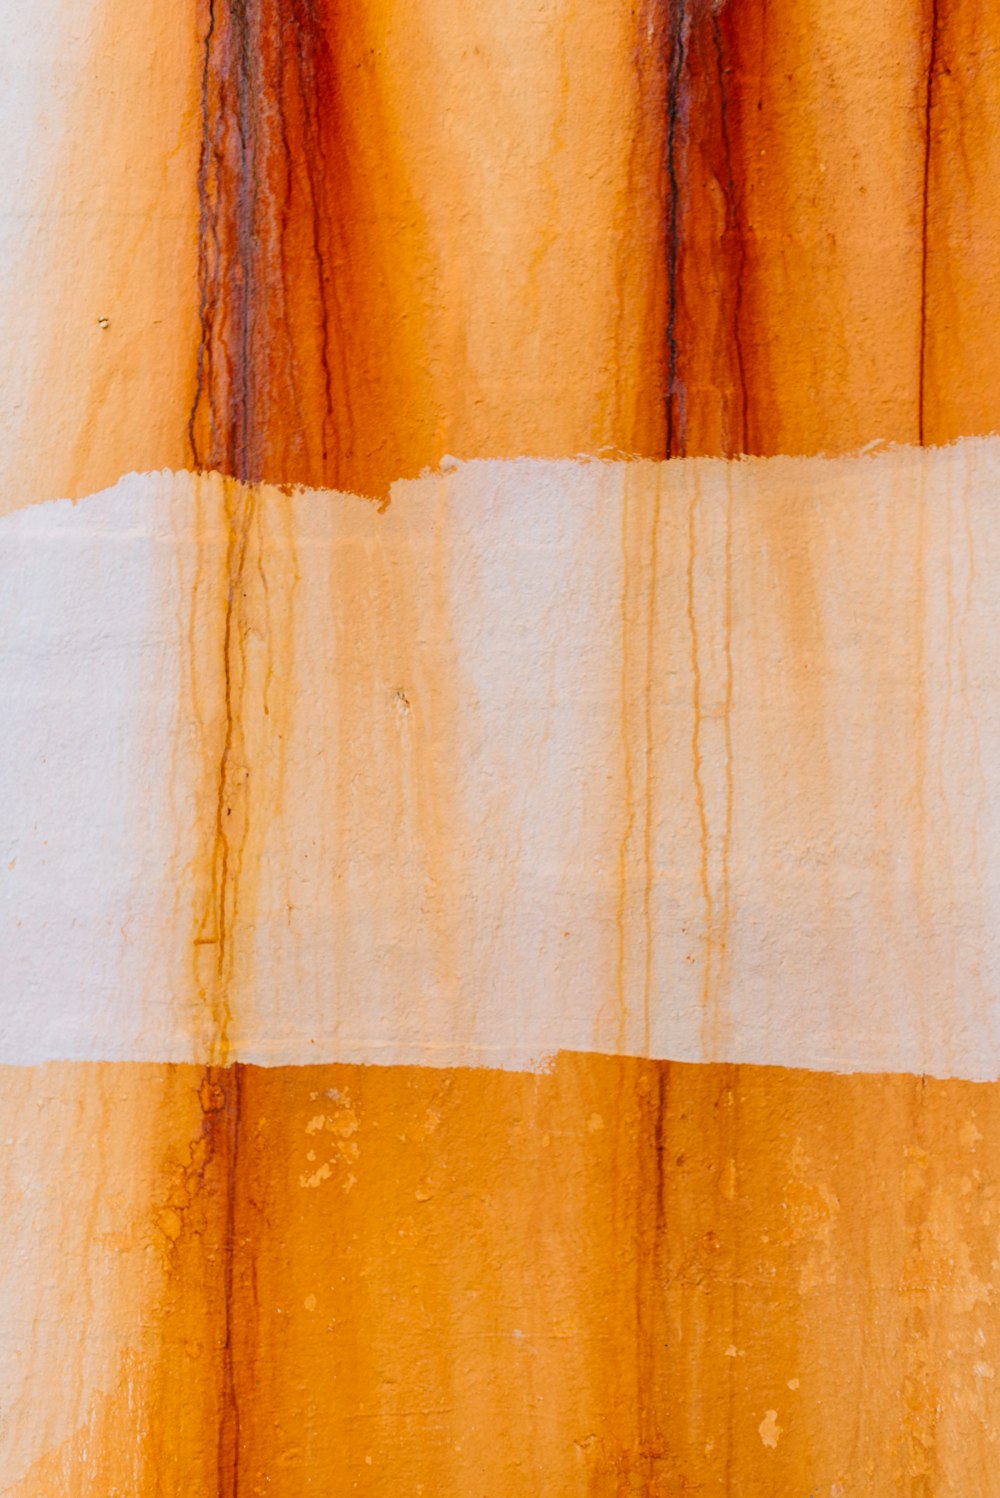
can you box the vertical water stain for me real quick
[918,0,1000,444]
[189,0,675,496]
[188,0,426,495]
[654,0,973,457]
[917,0,941,446]
[171,473,291,1498]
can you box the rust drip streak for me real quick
[633,1062,670,1480]
[189,0,262,483]
[641,474,663,1055]
[291,0,338,469]
[722,1072,739,1497]
[711,8,749,455]
[686,478,715,1056]
[272,13,299,445]
[664,0,687,457]
[232,0,259,481]
[194,481,256,1495]
[188,0,217,469]
[918,0,939,446]
[204,487,253,1057]
[216,1064,244,1498]
[616,480,638,1053]
[718,467,735,1052]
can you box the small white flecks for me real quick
[587,1113,604,1134]
[758,1410,782,1449]
[303,1294,317,1312]
[299,1161,332,1188]
[975,1362,995,1380]
[724,1345,738,1358]
[787,1378,800,1391]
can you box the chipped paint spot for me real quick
[758,1409,782,1448]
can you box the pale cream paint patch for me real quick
[1,446,999,1076]
[759,1410,782,1449]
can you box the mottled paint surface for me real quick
[3,0,1000,1491]
[8,1057,1000,1494]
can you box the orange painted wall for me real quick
[4,0,1000,1491]
[7,0,1000,509]
[187,0,1000,491]
[9,1056,1000,1495]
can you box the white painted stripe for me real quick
[1,446,999,1076]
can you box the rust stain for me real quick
[9,1055,1000,1492]
[612,461,665,1056]
[194,478,255,1062]
[8,0,1000,517]
[0,0,202,516]
[919,1,1000,444]
[659,0,974,457]
[918,0,941,446]
[686,468,715,1048]
[187,0,671,499]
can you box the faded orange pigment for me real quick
[664,0,1000,456]
[8,1055,1000,1495]
[187,0,669,495]
[9,0,1000,511]
[0,0,202,516]
[186,0,1000,496]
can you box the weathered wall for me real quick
[3,0,1000,1493]
[4,447,1000,1078]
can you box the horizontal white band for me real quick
[2,445,998,1076]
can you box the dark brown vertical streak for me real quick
[712,10,749,456]
[270,8,313,470]
[721,1070,738,1498]
[189,0,218,469]
[186,19,257,1495]
[230,0,259,481]
[189,0,264,483]
[291,0,338,471]
[664,0,688,458]
[212,1065,244,1498]
[918,0,939,446]
[630,1064,669,1487]
[210,487,253,1056]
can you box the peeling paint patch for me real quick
[759,1409,782,1448]
[3,447,1000,1077]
